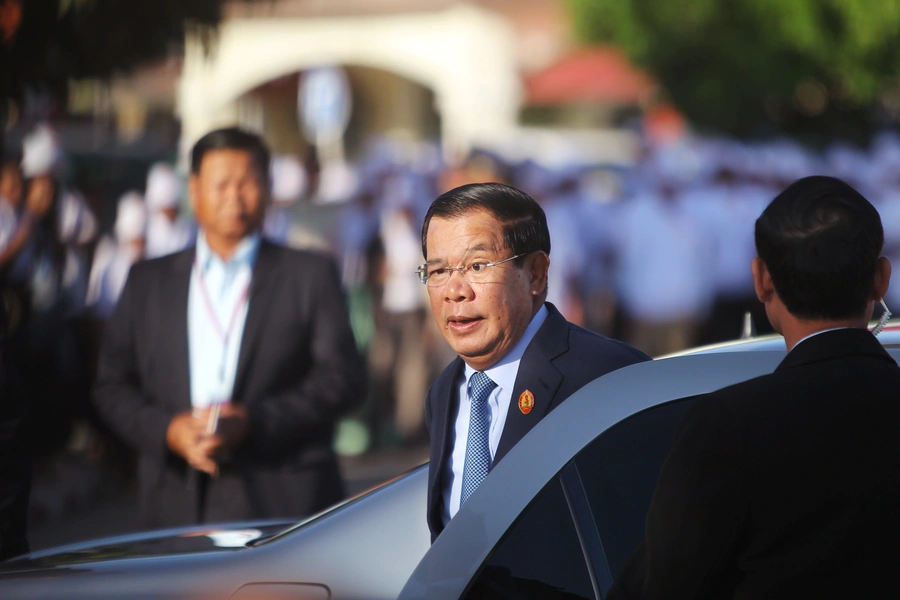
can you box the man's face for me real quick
[425,209,546,371]
[189,149,266,242]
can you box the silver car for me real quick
[3,329,899,599]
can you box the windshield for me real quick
[251,463,428,546]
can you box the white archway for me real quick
[178,4,521,158]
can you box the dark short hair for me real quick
[755,175,884,320]
[189,127,270,181]
[421,183,550,264]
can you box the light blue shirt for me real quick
[188,232,260,409]
[441,304,549,525]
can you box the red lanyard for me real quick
[194,256,251,381]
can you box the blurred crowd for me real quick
[4,123,900,461]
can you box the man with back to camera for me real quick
[420,182,650,540]
[93,127,364,527]
[610,175,900,599]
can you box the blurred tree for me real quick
[566,0,900,142]
[0,0,223,101]
[0,0,258,153]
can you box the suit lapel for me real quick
[233,241,283,400]
[434,358,465,479]
[493,305,568,465]
[428,357,464,536]
[162,249,194,411]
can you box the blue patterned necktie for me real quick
[460,371,497,506]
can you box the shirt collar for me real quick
[464,304,549,394]
[196,231,261,273]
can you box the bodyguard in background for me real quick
[94,128,364,528]
[611,176,900,599]
[421,183,649,541]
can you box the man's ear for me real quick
[874,256,892,302]
[529,252,550,297]
[752,257,775,304]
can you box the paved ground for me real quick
[27,445,430,551]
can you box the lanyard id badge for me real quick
[194,257,251,387]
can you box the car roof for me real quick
[400,345,900,599]
[661,324,900,357]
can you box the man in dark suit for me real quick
[420,183,649,540]
[611,176,900,599]
[93,128,364,528]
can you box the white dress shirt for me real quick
[188,232,260,409]
[441,304,549,525]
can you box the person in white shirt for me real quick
[263,155,306,245]
[615,182,716,357]
[144,162,193,259]
[369,180,429,446]
[85,192,147,318]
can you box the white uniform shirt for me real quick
[85,236,141,318]
[544,194,585,321]
[615,192,715,321]
[146,213,193,259]
[187,232,259,409]
[685,183,768,299]
[58,189,97,245]
[441,305,549,525]
[379,208,424,314]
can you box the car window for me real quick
[573,397,694,580]
[462,478,595,600]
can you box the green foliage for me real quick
[566,0,900,141]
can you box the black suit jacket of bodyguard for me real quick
[425,303,650,540]
[93,240,365,527]
[611,327,900,600]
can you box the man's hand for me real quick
[216,403,250,450]
[166,404,250,477]
[166,411,221,476]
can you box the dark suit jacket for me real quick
[93,240,365,528]
[611,328,900,600]
[425,303,650,540]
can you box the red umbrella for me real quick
[525,46,657,106]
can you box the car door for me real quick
[452,397,695,599]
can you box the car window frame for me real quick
[459,469,601,599]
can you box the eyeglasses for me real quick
[416,254,526,287]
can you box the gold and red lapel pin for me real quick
[518,390,534,415]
